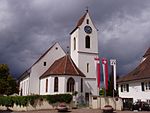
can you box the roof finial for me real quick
[67,46,69,54]
[86,6,88,13]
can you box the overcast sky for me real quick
[0,0,150,78]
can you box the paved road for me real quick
[0,109,150,113]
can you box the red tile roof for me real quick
[40,55,85,79]
[143,47,150,57]
[117,48,150,83]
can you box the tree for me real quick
[0,64,19,95]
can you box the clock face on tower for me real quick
[84,25,92,34]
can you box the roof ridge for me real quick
[64,55,68,74]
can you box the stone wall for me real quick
[91,96,123,110]
[0,99,55,111]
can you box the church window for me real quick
[81,78,83,92]
[74,37,76,50]
[44,62,46,66]
[85,36,90,48]
[87,63,89,73]
[54,77,58,92]
[67,77,75,92]
[46,79,48,92]
[87,19,89,24]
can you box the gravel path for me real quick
[1,108,150,113]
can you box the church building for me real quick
[18,10,99,103]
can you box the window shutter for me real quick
[126,84,129,92]
[121,85,123,92]
[141,82,145,91]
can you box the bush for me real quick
[44,94,72,104]
[0,94,72,107]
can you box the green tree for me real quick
[0,64,19,95]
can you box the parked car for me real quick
[57,103,68,112]
[131,101,150,111]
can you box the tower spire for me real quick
[86,6,88,13]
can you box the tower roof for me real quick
[70,12,87,34]
[40,55,85,79]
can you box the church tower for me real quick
[70,10,99,96]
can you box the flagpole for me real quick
[110,59,116,97]
[102,64,106,97]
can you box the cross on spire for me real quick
[86,6,89,13]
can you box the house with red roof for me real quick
[18,10,99,104]
[117,48,150,104]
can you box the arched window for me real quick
[87,19,89,24]
[81,78,83,93]
[74,37,76,50]
[46,79,48,92]
[87,63,89,73]
[67,77,75,92]
[54,77,58,92]
[85,36,90,48]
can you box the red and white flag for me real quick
[102,58,108,90]
[95,57,101,89]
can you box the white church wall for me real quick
[70,12,99,97]
[78,13,98,53]
[40,76,66,95]
[85,78,98,96]
[19,77,29,96]
[40,77,50,95]
[29,43,66,95]
[78,53,98,95]
[118,80,150,102]
[70,29,79,66]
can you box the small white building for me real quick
[117,48,150,104]
[18,10,99,103]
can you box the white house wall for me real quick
[29,43,66,95]
[19,77,29,96]
[119,80,150,102]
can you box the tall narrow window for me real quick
[54,77,58,92]
[67,77,75,92]
[74,37,76,50]
[81,78,83,92]
[87,19,89,24]
[46,79,48,92]
[87,63,89,73]
[44,62,46,66]
[85,36,90,48]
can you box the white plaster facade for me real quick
[70,12,98,95]
[118,79,150,103]
[19,43,66,95]
[40,75,84,96]
[19,76,29,96]
[29,43,66,95]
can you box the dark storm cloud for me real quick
[0,0,150,78]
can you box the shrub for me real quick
[0,94,72,107]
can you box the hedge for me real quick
[0,94,72,107]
